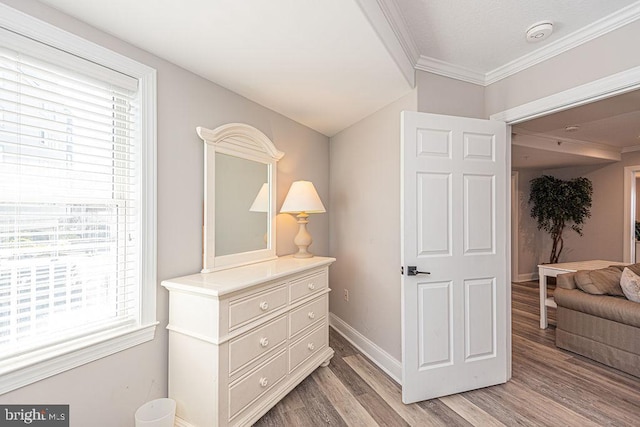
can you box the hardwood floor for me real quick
[254,281,640,426]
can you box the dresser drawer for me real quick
[289,271,327,302]
[229,315,287,375]
[289,294,326,338]
[289,323,327,372]
[229,285,287,329]
[229,349,287,419]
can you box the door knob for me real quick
[407,266,430,276]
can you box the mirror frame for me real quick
[197,123,284,273]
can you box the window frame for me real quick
[0,3,157,394]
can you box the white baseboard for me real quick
[174,416,194,427]
[515,272,538,282]
[328,312,402,384]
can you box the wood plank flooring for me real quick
[254,281,640,426]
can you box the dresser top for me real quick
[161,255,335,296]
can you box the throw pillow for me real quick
[620,267,640,303]
[574,267,624,296]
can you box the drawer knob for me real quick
[259,337,269,348]
[259,377,268,388]
[307,283,315,290]
[259,301,269,311]
[307,342,315,351]
[308,311,315,320]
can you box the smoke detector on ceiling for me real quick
[526,21,553,43]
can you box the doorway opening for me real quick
[493,66,640,282]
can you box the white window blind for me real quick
[0,39,142,361]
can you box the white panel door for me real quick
[401,111,509,403]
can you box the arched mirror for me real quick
[197,123,284,272]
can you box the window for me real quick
[0,5,156,394]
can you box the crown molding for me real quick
[394,1,640,87]
[355,0,416,87]
[414,55,486,85]
[621,144,640,153]
[375,0,420,64]
[485,1,640,85]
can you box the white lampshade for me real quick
[280,181,326,214]
[249,183,269,212]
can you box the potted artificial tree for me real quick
[529,175,593,264]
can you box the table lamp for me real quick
[280,180,326,258]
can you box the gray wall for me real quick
[329,90,417,363]
[540,152,640,263]
[0,1,330,425]
[417,71,486,119]
[513,169,544,278]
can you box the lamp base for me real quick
[293,247,313,258]
[293,212,314,258]
[293,251,313,259]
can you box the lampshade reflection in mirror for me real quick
[250,183,269,243]
[280,180,325,258]
[250,183,269,212]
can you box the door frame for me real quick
[624,166,640,263]
[490,66,640,126]
[511,171,519,282]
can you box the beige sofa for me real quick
[554,265,640,377]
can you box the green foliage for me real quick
[529,175,593,264]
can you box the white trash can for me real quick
[135,398,176,427]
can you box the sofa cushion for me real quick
[556,272,577,290]
[556,307,640,354]
[574,267,624,296]
[554,287,640,328]
[621,267,640,303]
[610,262,640,276]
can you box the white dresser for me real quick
[162,255,335,427]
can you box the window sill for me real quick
[0,322,158,395]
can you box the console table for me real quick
[538,260,622,329]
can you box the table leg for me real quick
[539,270,548,329]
